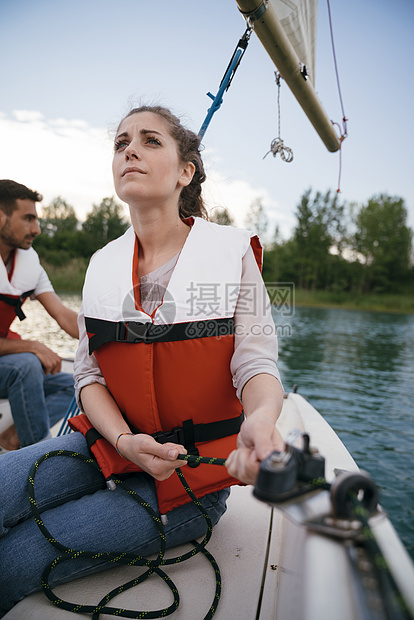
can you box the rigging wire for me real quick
[263,71,294,163]
[327,0,348,192]
[198,25,252,139]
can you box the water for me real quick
[11,296,414,559]
[11,294,81,359]
[273,305,414,560]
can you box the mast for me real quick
[235,0,341,152]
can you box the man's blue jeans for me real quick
[0,432,229,616]
[0,352,74,447]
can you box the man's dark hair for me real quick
[0,180,43,216]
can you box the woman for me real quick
[0,105,284,615]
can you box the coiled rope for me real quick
[28,451,226,620]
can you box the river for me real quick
[11,295,414,559]
[273,304,414,559]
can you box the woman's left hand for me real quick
[225,411,285,485]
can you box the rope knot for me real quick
[263,138,294,162]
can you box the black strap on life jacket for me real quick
[84,413,244,469]
[152,415,244,467]
[85,316,234,355]
[0,289,35,321]
[150,414,244,448]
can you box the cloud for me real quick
[204,172,268,223]
[203,163,295,240]
[0,110,115,220]
[13,110,45,123]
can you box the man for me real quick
[0,179,79,452]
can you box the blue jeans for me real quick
[0,352,74,447]
[0,432,229,616]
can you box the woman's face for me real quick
[112,111,192,209]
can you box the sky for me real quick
[1,0,413,242]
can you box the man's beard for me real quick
[0,221,34,249]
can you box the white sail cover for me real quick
[271,0,318,83]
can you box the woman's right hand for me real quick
[116,432,187,480]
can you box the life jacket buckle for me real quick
[182,419,200,468]
[153,426,185,446]
[152,425,200,466]
[116,321,151,344]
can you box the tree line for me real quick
[34,196,129,265]
[211,190,413,295]
[34,190,413,295]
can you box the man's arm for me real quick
[36,291,79,339]
[0,337,62,374]
[0,291,78,372]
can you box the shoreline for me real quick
[286,289,414,316]
[43,259,414,316]
[293,300,414,315]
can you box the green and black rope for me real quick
[28,450,225,619]
[177,454,226,467]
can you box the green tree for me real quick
[209,207,235,226]
[244,198,269,240]
[263,238,301,284]
[34,196,79,264]
[82,197,129,254]
[353,194,412,292]
[294,189,345,290]
[39,196,78,236]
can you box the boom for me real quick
[235,0,341,152]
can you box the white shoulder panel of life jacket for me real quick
[82,218,255,325]
[0,247,43,296]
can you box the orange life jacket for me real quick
[0,248,41,338]
[70,218,262,514]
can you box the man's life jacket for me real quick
[70,217,263,514]
[0,248,41,339]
